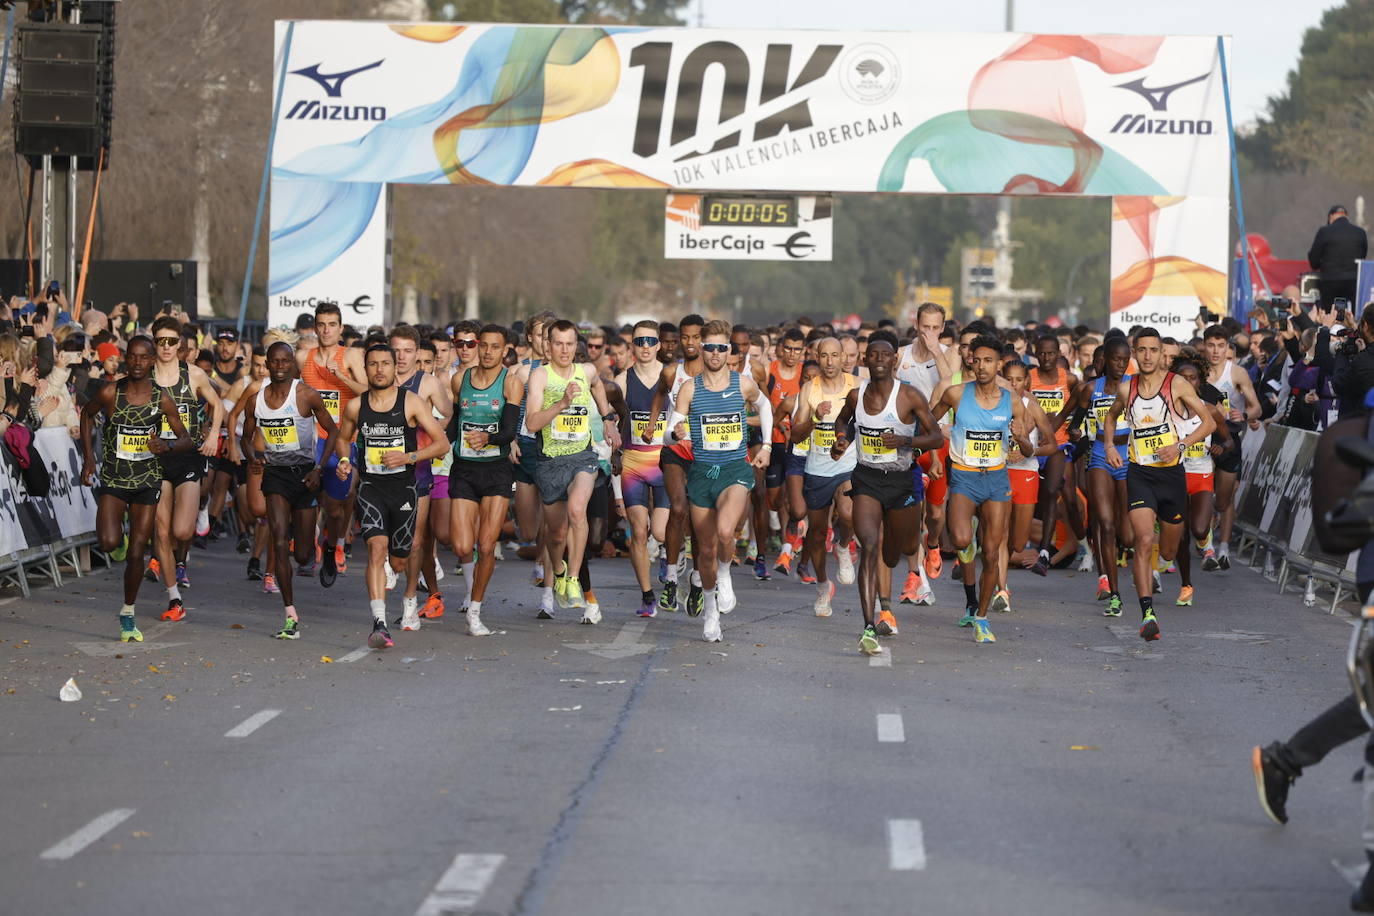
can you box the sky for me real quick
[698,0,1340,126]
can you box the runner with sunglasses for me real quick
[617,319,671,617]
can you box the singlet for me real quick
[801,375,858,475]
[1088,374,1130,460]
[301,347,354,437]
[398,371,434,474]
[895,343,945,400]
[101,380,164,491]
[767,359,802,445]
[689,371,747,463]
[1009,395,1041,472]
[455,367,509,463]
[855,379,915,472]
[156,363,200,443]
[517,357,542,440]
[1211,358,1239,421]
[214,358,243,388]
[949,382,1012,471]
[666,362,695,460]
[356,389,417,484]
[1030,366,1071,445]
[1177,409,1212,474]
[540,363,593,458]
[1126,373,1183,468]
[623,366,666,451]
[254,379,317,467]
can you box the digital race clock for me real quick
[701,196,797,228]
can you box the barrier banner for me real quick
[1236,424,1317,550]
[0,428,97,558]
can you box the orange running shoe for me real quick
[419,592,445,619]
[924,547,942,580]
[161,598,186,621]
[144,557,161,582]
[899,571,921,604]
[876,608,900,636]
[336,543,348,575]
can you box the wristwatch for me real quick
[408,451,418,464]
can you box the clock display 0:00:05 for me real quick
[701,196,797,227]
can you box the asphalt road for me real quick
[1,535,1369,915]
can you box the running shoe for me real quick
[195,508,210,538]
[532,561,546,585]
[687,579,704,617]
[1140,612,1160,641]
[836,546,856,586]
[144,557,161,583]
[580,602,601,625]
[718,570,737,614]
[1152,572,1161,594]
[319,545,338,589]
[246,557,262,581]
[773,551,794,576]
[813,580,835,617]
[924,546,942,579]
[1176,586,1194,607]
[466,608,491,637]
[552,566,569,608]
[564,576,587,610]
[753,555,770,581]
[875,609,899,636]
[702,607,722,643]
[274,617,300,640]
[119,616,143,642]
[263,574,279,594]
[1075,542,1093,572]
[1251,743,1294,825]
[1201,549,1220,572]
[335,543,348,576]
[175,563,190,589]
[1102,593,1123,617]
[296,561,315,579]
[958,606,978,627]
[161,598,186,622]
[385,563,398,591]
[636,596,657,618]
[899,571,921,604]
[538,585,555,619]
[433,557,445,583]
[401,602,421,632]
[990,589,1011,614]
[657,555,669,584]
[1117,548,1130,568]
[1096,575,1111,601]
[657,581,678,613]
[1218,553,1231,571]
[859,626,881,655]
[973,617,996,643]
[957,541,976,566]
[913,582,936,607]
[191,533,208,550]
[798,559,817,585]
[368,619,394,649]
[236,531,252,554]
[1029,550,1050,577]
[419,593,445,619]
[109,534,128,563]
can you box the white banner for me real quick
[664,193,832,260]
[33,427,98,539]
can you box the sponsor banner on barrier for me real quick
[0,428,96,556]
[664,193,832,261]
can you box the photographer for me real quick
[1331,303,1374,421]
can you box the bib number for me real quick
[459,421,500,460]
[1184,439,1208,460]
[365,436,405,474]
[260,417,300,453]
[1033,389,1064,417]
[811,421,837,453]
[552,405,590,442]
[859,426,897,464]
[116,425,153,461]
[320,390,341,422]
[1132,423,1178,465]
[701,412,743,452]
[160,404,191,440]
[964,429,1004,467]
[630,410,666,446]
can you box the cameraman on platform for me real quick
[1309,204,1368,308]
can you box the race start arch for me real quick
[268,21,1232,331]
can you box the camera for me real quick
[46,280,59,298]
[1335,298,1351,323]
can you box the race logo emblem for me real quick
[838,44,900,105]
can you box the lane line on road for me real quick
[876,713,905,743]
[338,646,372,663]
[870,649,892,668]
[40,809,136,860]
[225,709,282,738]
[887,819,926,871]
[415,853,505,915]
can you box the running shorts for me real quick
[803,471,852,512]
[687,458,755,509]
[430,474,450,501]
[355,479,420,558]
[1214,441,1242,474]
[622,447,666,509]
[261,463,320,511]
[1087,442,1128,482]
[949,466,1011,505]
[513,435,541,486]
[918,440,950,506]
[450,460,515,503]
[159,452,206,486]
[314,437,357,501]
[849,464,918,513]
[765,444,789,489]
[659,445,691,475]
[1009,468,1039,506]
[535,450,600,505]
[1186,471,1214,497]
[97,484,160,506]
[589,472,611,521]
[786,451,807,478]
[1126,463,1188,525]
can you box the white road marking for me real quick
[40,809,136,860]
[73,621,186,657]
[548,705,582,712]
[869,649,892,668]
[1334,858,1369,889]
[595,679,627,685]
[876,713,905,743]
[224,709,282,738]
[414,853,505,915]
[338,646,372,663]
[887,819,926,870]
[563,620,653,659]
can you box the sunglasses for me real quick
[632,336,659,347]
[702,343,730,354]
[587,342,604,350]
[154,337,179,347]
[455,339,477,349]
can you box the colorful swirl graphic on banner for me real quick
[1110,196,1226,312]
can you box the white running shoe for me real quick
[385,564,398,591]
[702,607,722,642]
[580,603,602,625]
[434,558,445,582]
[717,569,736,614]
[836,545,855,585]
[814,580,836,617]
[647,534,661,561]
[195,508,210,538]
[532,562,544,585]
[401,600,421,632]
[913,584,936,607]
[1075,543,1093,572]
[466,608,491,636]
[494,541,505,561]
[538,587,555,619]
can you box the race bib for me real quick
[320,389,341,422]
[1132,423,1178,465]
[459,420,500,460]
[364,436,405,474]
[260,416,300,453]
[552,405,590,442]
[116,424,153,461]
[160,404,191,440]
[701,412,743,452]
[1033,388,1064,417]
[811,421,837,453]
[1091,396,1115,440]
[964,429,1005,467]
[859,425,897,463]
[630,409,666,445]
[1184,439,1209,460]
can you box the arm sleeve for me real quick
[488,402,519,447]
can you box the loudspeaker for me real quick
[13,18,114,168]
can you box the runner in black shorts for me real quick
[333,343,450,648]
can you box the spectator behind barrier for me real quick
[1332,303,1374,421]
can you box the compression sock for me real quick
[642,590,654,604]
[878,596,892,611]
[167,585,181,602]
[963,583,978,607]
[1139,595,1154,617]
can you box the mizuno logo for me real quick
[1114,72,1210,112]
[290,60,383,98]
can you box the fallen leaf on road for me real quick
[162,694,176,701]
[1069,745,1099,751]
[147,665,159,673]
[320,656,334,663]
[114,654,123,659]
[130,831,151,838]
[230,624,244,629]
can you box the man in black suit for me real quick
[1308,204,1369,307]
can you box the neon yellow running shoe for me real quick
[563,575,586,609]
[553,564,570,609]
[119,616,143,642]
